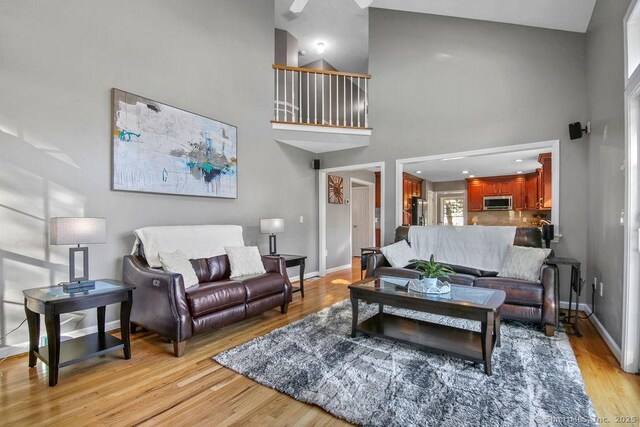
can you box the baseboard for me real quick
[289,271,320,283]
[559,300,622,363]
[0,320,122,359]
[325,264,352,274]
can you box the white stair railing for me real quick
[272,65,370,129]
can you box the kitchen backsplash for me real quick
[468,210,550,227]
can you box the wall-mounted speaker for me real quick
[312,159,320,170]
[569,121,590,140]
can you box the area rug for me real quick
[213,300,597,426]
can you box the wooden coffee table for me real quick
[349,276,506,375]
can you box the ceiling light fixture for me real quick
[469,175,475,178]
[517,171,523,174]
[462,170,469,174]
[515,159,523,162]
[316,42,326,54]
[416,170,422,174]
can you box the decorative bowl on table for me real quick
[408,278,451,294]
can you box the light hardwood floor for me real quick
[1,259,638,426]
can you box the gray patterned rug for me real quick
[213,300,596,426]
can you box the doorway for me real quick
[319,162,385,276]
[350,179,375,257]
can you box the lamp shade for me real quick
[50,217,107,245]
[260,218,284,234]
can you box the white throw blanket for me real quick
[408,226,516,272]
[132,225,245,268]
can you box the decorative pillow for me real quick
[158,250,200,288]
[380,240,419,268]
[225,246,266,278]
[498,246,549,282]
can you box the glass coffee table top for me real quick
[349,276,505,309]
[23,279,134,302]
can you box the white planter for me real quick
[422,277,438,288]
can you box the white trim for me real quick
[350,178,375,258]
[319,162,385,276]
[623,0,640,373]
[289,271,320,283]
[325,264,352,274]
[0,320,122,359]
[395,140,561,239]
[558,301,623,362]
[271,122,372,136]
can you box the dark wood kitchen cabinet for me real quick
[537,153,552,211]
[525,173,538,210]
[512,176,526,211]
[402,173,423,225]
[467,179,484,212]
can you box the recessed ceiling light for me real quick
[516,171,523,174]
[441,156,465,161]
[316,42,326,54]
[462,170,469,174]
[469,175,475,178]
[515,159,523,162]
[416,170,422,174]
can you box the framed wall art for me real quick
[328,175,344,204]
[112,88,237,198]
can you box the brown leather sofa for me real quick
[366,226,559,336]
[123,253,292,356]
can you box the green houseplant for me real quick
[410,255,454,286]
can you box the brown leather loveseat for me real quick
[123,253,292,356]
[366,226,559,336]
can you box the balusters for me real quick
[276,69,279,121]
[329,74,332,125]
[343,75,346,126]
[322,74,325,125]
[350,77,353,127]
[291,70,295,122]
[357,77,361,128]
[284,69,287,122]
[314,73,318,124]
[364,78,368,128]
[307,72,310,124]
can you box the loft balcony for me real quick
[272,65,371,153]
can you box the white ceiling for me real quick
[275,0,369,74]
[275,0,595,75]
[403,148,548,182]
[372,0,596,33]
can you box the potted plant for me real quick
[410,255,454,288]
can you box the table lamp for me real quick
[260,218,284,255]
[50,217,106,291]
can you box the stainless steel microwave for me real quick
[483,196,512,211]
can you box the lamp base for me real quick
[269,234,278,255]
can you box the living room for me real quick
[1,0,639,425]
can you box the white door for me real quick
[352,186,373,256]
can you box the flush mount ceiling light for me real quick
[316,42,326,54]
[290,0,372,13]
[462,170,469,174]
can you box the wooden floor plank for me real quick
[1,259,638,425]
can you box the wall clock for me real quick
[328,175,344,204]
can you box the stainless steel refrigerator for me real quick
[411,197,426,226]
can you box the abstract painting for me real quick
[328,175,344,204]
[112,89,237,198]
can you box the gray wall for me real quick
[326,170,375,269]
[585,0,630,346]
[0,0,318,352]
[432,181,467,192]
[321,9,590,303]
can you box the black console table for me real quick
[23,279,135,386]
[546,257,583,337]
[279,254,306,298]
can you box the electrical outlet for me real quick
[600,282,604,297]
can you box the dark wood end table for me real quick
[23,279,135,386]
[279,254,306,298]
[349,277,505,375]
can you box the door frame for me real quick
[350,178,375,258]
[319,161,385,276]
[435,191,467,226]
[622,0,640,373]
[395,140,560,237]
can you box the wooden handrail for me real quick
[272,64,371,79]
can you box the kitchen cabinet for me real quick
[525,173,538,210]
[512,177,526,211]
[537,153,552,210]
[482,178,512,196]
[374,172,381,208]
[467,179,484,212]
[402,173,423,225]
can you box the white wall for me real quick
[0,0,319,352]
[585,0,631,346]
